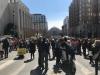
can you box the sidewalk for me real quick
[0,51,17,65]
[76,55,100,75]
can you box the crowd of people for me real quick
[0,37,18,59]
[0,36,100,75]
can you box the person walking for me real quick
[70,38,77,60]
[76,39,82,55]
[60,37,71,61]
[88,39,94,65]
[82,39,88,58]
[37,37,44,69]
[51,39,56,60]
[2,38,9,58]
[41,38,50,71]
[8,38,13,52]
[54,39,62,69]
[0,41,3,59]
[29,39,36,60]
[60,37,76,75]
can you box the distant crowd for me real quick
[0,36,100,75]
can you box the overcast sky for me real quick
[22,0,72,30]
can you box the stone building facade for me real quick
[69,0,100,38]
[0,0,10,35]
[0,0,33,38]
[62,16,69,36]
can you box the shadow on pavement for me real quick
[61,60,76,75]
[24,59,33,63]
[98,64,100,70]
[13,56,24,60]
[30,67,48,75]
[91,64,100,70]
[30,67,42,75]
[53,65,62,74]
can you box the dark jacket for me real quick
[2,39,9,49]
[41,40,50,54]
[29,41,36,53]
[60,42,71,54]
[37,39,43,52]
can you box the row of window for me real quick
[32,16,46,23]
[10,0,17,3]
[19,9,32,31]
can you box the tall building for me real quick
[69,0,80,37]
[62,16,69,36]
[9,0,33,38]
[0,0,33,38]
[32,14,48,36]
[79,0,99,37]
[96,0,100,37]
[69,0,100,38]
[0,0,10,35]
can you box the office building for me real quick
[62,16,69,36]
[32,14,48,36]
[69,0,80,37]
[69,0,100,37]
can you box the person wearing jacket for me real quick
[88,39,94,65]
[51,39,56,60]
[82,39,88,58]
[0,41,3,59]
[2,38,9,58]
[60,37,76,75]
[41,38,50,71]
[29,39,36,60]
[37,37,44,69]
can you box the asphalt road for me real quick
[0,50,99,75]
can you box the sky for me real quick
[22,0,72,30]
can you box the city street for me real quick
[0,0,100,75]
[0,50,99,75]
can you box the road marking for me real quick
[0,60,14,70]
[10,63,26,75]
[75,61,93,75]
